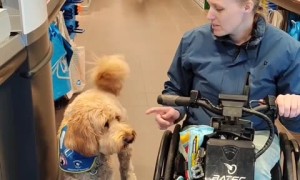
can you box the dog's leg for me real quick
[118,147,137,180]
[96,154,113,180]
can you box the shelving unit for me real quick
[0,1,67,179]
[1,0,66,77]
[269,0,300,14]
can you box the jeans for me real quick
[253,131,280,180]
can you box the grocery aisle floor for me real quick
[72,0,208,179]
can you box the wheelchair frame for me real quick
[154,124,300,180]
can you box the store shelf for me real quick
[47,0,66,23]
[269,0,300,14]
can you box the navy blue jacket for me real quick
[163,17,300,132]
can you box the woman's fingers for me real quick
[156,114,172,126]
[146,106,177,129]
[145,107,169,115]
[277,94,300,118]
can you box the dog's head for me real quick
[62,92,136,157]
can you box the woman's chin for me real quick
[213,30,226,37]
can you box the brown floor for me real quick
[55,0,300,179]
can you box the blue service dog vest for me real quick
[59,126,97,173]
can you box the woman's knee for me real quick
[255,158,273,180]
[254,133,280,180]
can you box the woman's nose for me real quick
[206,9,215,20]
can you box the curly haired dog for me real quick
[57,55,137,180]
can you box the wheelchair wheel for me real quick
[154,130,172,180]
[164,124,181,180]
[270,162,282,180]
[279,132,294,180]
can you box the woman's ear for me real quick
[244,0,255,13]
[64,116,99,157]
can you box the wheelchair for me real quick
[153,91,300,180]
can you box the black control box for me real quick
[204,139,255,180]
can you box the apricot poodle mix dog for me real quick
[58,55,137,180]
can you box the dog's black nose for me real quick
[124,131,136,144]
[124,137,134,144]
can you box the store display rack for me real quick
[270,0,300,15]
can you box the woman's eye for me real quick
[104,121,109,128]
[215,6,224,12]
[116,115,121,122]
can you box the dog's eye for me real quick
[104,121,109,128]
[115,115,121,122]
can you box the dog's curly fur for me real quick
[58,55,137,180]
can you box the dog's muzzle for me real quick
[123,130,136,147]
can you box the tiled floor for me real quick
[55,0,300,179]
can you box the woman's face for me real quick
[207,0,251,37]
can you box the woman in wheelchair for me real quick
[145,0,300,179]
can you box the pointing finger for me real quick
[145,107,170,115]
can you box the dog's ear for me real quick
[64,116,99,157]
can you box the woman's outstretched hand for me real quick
[145,107,180,130]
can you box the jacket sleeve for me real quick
[277,48,300,133]
[162,33,194,121]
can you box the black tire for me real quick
[154,130,172,180]
[279,132,294,180]
[164,124,181,180]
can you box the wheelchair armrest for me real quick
[290,139,300,180]
[290,139,299,161]
[279,132,294,180]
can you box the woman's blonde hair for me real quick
[239,0,267,18]
[238,0,266,13]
